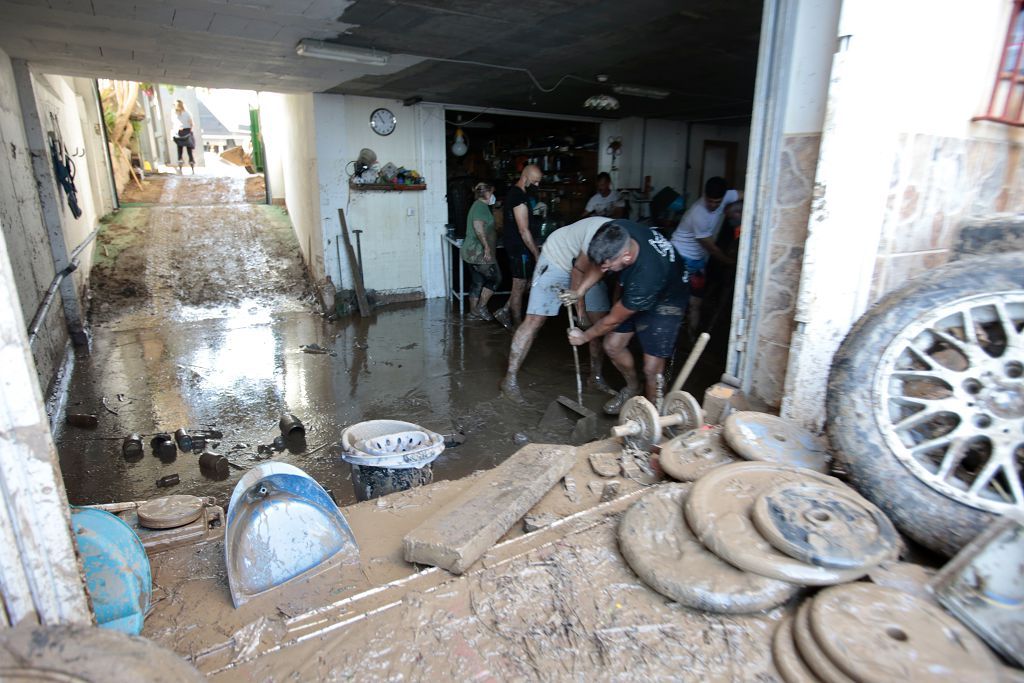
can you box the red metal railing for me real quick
[975,0,1024,126]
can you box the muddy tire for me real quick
[826,253,1024,557]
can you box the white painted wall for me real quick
[599,117,750,209]
[259,91,321,275]
[783,0,843,135]
[259,92,447,299]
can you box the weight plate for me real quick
[658,426,737,482]
[685,462,869,585]
[810,583,999,683]
[661,390,703,436]
[867,561,937,605]
[137,495,204,530]
[793,601,855,683]
[772,615,818,683]
[618,484,800,613]
[619,395,661,451]
[723,412,830,473]
[752,480,899,570]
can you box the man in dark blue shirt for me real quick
[567,220,689,414]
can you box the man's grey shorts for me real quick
[526,256,610,316]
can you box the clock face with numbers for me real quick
[370,108,396,136]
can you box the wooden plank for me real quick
[337,208,371,317]
[402,444,577,574]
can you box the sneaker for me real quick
[464,310,484,321]
[476,306,495,322]
[588,375,618,396]
[603,387,638,416]
[500,377,527,404]
[494,307,513,331]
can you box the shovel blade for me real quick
[538,396,598,445]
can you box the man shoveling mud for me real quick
[499,217,617,404]
[566,220,688,414]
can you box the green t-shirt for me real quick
[462,200,496,264]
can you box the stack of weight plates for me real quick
[772,583,1001,683]
[619,461,902,614]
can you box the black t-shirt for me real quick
[616,220,688,314]
[502,185,540,249]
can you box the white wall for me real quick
[259,91,321,276]
[259,92,447,299]
[599,117,750,208]
[783,0,843,135]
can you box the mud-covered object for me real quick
[826,253,1023,557]
[350,461,433,502]
[658,426,737,482]
[751,480,899,571]
[809,583,999,683]
[0,623,205,682]
[137,494,204,529]
[723,412,829,473]
[793,601,855,683]
[772,614,817,683]
[685,462,881,585]
[618,484,800,613]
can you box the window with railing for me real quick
[975,0,1024,126]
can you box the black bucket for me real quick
[349,463,434,502]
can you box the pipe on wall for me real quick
[26,227,98,346]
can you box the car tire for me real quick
[826,253,1023,556]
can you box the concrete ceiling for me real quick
[0,0,761,121]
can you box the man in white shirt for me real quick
[670,177,741,335]
[583,172,626,218]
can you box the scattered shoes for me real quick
[603,387,638,415]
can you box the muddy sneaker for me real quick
[494,307,513,331]
[588,375,618,396]
[500,377,527,404]
[464,309,484,321]
[476,306,495,322]
[603,387,638,415]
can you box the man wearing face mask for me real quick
[462,182,500,321]
[494,164,543,330]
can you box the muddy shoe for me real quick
[494,307,513,331]
[500,377,527,405]
[603,387,638,415]
[476,306,496,322]
[464,309,484,321]
[588,374,618,396]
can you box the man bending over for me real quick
[566,220,688,414]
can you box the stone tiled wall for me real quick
[749,134,821,408]
[870,133,1024,301]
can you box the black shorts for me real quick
[506,246,535,280]
[468,262,500,296]
[615,309,684,358]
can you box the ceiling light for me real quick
[295,39,390,66]
[612,84,670,100]
[451,128,468,156]
[584,94,619,111]
[596,74,609,83]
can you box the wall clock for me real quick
[370,108,396,136]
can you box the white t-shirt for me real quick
[174,110,193,130]
[585,190,624,217]
[540,216,610,274]
[670,189,739,262]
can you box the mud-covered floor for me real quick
[56,172,627,507]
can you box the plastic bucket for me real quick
[339,420,444,502]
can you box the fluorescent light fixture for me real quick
[295,39,390,66]
[612,84,670,100]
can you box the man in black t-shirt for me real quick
[494,164,543,330]
[567,220,689,414]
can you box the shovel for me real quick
[537,300,598,445]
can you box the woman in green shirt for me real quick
[463,182,501,321]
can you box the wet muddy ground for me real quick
[57,173,621,507]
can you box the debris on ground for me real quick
[299,343,336,356]
[67,413,99,429]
